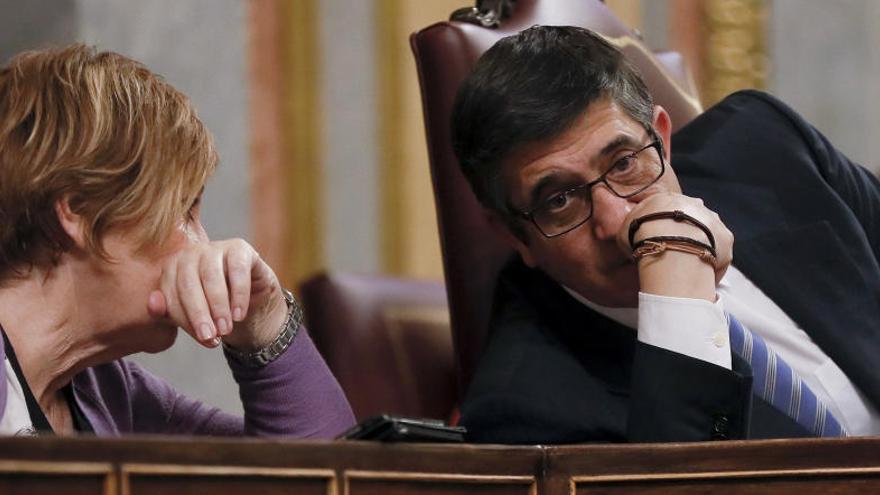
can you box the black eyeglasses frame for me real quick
[515,140,666,238]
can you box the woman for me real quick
[0,45,354,436]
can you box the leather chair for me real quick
[410,0,703,397]
[299,272,456,421]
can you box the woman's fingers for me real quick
[152,239,281,349]
[224,240,254,323]
[176,250,220,346]
[200,247,232,336]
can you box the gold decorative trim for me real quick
[377,0,405,275]
[570,465,880,484]
[282,0,324,284]
[600,33,704,114]
[701,0,767,107]
[0,460,113,474]
[122,464,337,477]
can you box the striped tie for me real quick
[727,313,847,437]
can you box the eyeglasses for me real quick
[515,140,665,238]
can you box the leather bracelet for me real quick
[632,235,717,258]
[632,236,717,266]
[628,210,716,251]
[223,288,303,368]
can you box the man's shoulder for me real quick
[673,90,812,151]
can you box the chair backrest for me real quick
[300,272,456,421]
[410,0,702,396]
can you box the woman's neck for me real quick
[0,265,120,411]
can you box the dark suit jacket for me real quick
[460,90,880,444]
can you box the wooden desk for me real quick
[0,436,878,494]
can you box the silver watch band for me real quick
[223,288,303,368]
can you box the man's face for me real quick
[499,98,679,307]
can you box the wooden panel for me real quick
[1,436,880,494]
[126,475,329,495]
[547,437,880,494]
[121,465,335,495]
[0,475,106,495]
[0,460,114,495]
[346,471,536,495]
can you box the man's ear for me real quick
[54,195,87,249]
[652,105,673,162]
[485,209,538,268]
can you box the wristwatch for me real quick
[223,288,303,368]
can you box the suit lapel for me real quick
[521,264,637,396]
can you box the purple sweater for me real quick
[0,328,355,437]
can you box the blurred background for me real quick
[1,0,877,414]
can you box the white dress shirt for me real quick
[564,264,880,435]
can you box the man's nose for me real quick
[590,185,631,241]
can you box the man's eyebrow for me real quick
[595,134,641,161]
[523,134,643,210]
[527,172,578,210]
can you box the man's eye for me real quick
[544,191,571,211]
[611,155,636,172]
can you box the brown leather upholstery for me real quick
[410,0,702,396]
[299,272,455,421]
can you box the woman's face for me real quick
[88,198,209,354]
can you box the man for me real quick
[451,25,880,443]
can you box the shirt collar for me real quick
[561,285,639,330]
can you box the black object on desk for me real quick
[340,415,466,443]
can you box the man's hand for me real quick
[147,239,287,350]
[617,193,734,301]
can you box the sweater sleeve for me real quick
[120,327,354,438]
[224,327,355,437]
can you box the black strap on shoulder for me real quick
[63,382,94,433]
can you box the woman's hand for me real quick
[147,239,287,350]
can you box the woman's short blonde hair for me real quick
[0,44,217,279]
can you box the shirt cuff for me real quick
[637,292,732,370]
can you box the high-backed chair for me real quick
[410,0,703,397]
[300,272,456,422]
